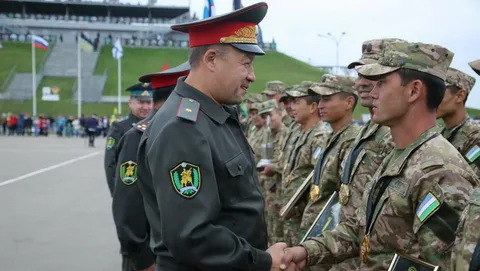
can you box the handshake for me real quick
[266,242,309,271]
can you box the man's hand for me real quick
[280,246,308,270]
[261,164,274,176]
[267,242,287,270]
[139,264,155,271]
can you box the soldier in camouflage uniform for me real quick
[451,188,480,271]
[247,102,266,167]
[262,81,295,128]
[437,67,480,177]
[280,41,479,271]
[244,94,264,138]
[300,75,360,240]
[279,86,296,128]
[257,100,289,245]
[280,81,330,247]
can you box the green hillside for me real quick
[1,42,480,119]
[0,42,47,92]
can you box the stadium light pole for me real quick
[318,32,346,74]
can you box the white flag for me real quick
[112,39,123,60]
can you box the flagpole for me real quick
[77,32,82,118]
[31,34,37,117]
[118,57,122,115]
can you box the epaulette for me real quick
[176,97,200,122]
[135,119,151,132]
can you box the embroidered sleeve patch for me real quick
[170,162,201,198]
[106,137,115,150]
[313,147,322,160]
[416,192,440,222]
[120,161,137,185]
[466,145,480,162]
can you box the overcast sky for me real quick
[120,0,480,109]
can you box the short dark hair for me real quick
[188,44,228,68]
[447,85,468,105]
[337,92,358,111]
[153,85,175,103]
[396,68,446,111]
[303,95,320,105]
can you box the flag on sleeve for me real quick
[32,35,49,51]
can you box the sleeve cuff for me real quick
[251,250,272,271]
[131,244,155,270]
[300,240,324,267]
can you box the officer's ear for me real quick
[203,45,228,72]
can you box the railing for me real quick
[0,65,17,92]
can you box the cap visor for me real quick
[347,61,364,69]
[139,61,190,83]
[355,63,400,81]
[262,90,277,95]
[134,97,153,102]
[231,44,265,55]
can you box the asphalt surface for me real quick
[0,136,120,270]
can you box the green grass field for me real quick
[0,42,47,92]
[1,42,480,119]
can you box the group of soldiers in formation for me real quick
[100,2,480,271]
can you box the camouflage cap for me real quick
[356,41,454,81]
[245,93,264,103]
[445,68,476,93]
[347,38,407,69]
[469,60,480,76]
[258,100,279,115]
[262,80,286,95]
[250,102,262,111]
[286,81,315,97]
[279,86,293,102]
[308,74,356,96]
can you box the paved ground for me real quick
[0,136,120,270]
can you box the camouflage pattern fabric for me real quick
[281,121,329,246]
[309,74,356,96]
[451,188,480,271]
[347,38,407,69]
[442,118,480,178]
[248,125,265,170]
[469,59,480,76]
[300,122,360,235]
[356,41,454,81]
[300,126,479,270]
[262,80,286,95]
[445,67,476,94]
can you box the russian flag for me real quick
[32,35,49,51]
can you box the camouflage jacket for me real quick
[266,124,289,188]
[281,108,294,128]
[451,188,480,271]
[301,126,479,270]
[442,118,480,178]
[281,121,330,218]
[301,121,360,230]
[339,121,394,223]
[248,125,265,166]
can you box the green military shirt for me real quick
[140,78,271,270]
[301,126,479,270]
[442,117,480,178]
[301,121,360,232]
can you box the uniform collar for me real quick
[128,111,142,123]
[175,77,230,124]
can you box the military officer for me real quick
[300,74,360,239]
[104,83,153,196]
[280,81,330,247]
[437,67,480,177]
[280,41,479,270]
[111,62,190,271]
[137,3,288,270]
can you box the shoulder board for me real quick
[135,120,151,132]
[176,98,200,122]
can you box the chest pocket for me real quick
[222,151,255,205]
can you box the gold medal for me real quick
[309,184,320,202]
[361,234,370,264]
[339,184,350,205]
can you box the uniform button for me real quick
[237,165,243,171]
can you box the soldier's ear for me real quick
[406,79,422,104]
[455,89,467,104]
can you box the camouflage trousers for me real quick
[266,191,284,245]
[283,215,303,247]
